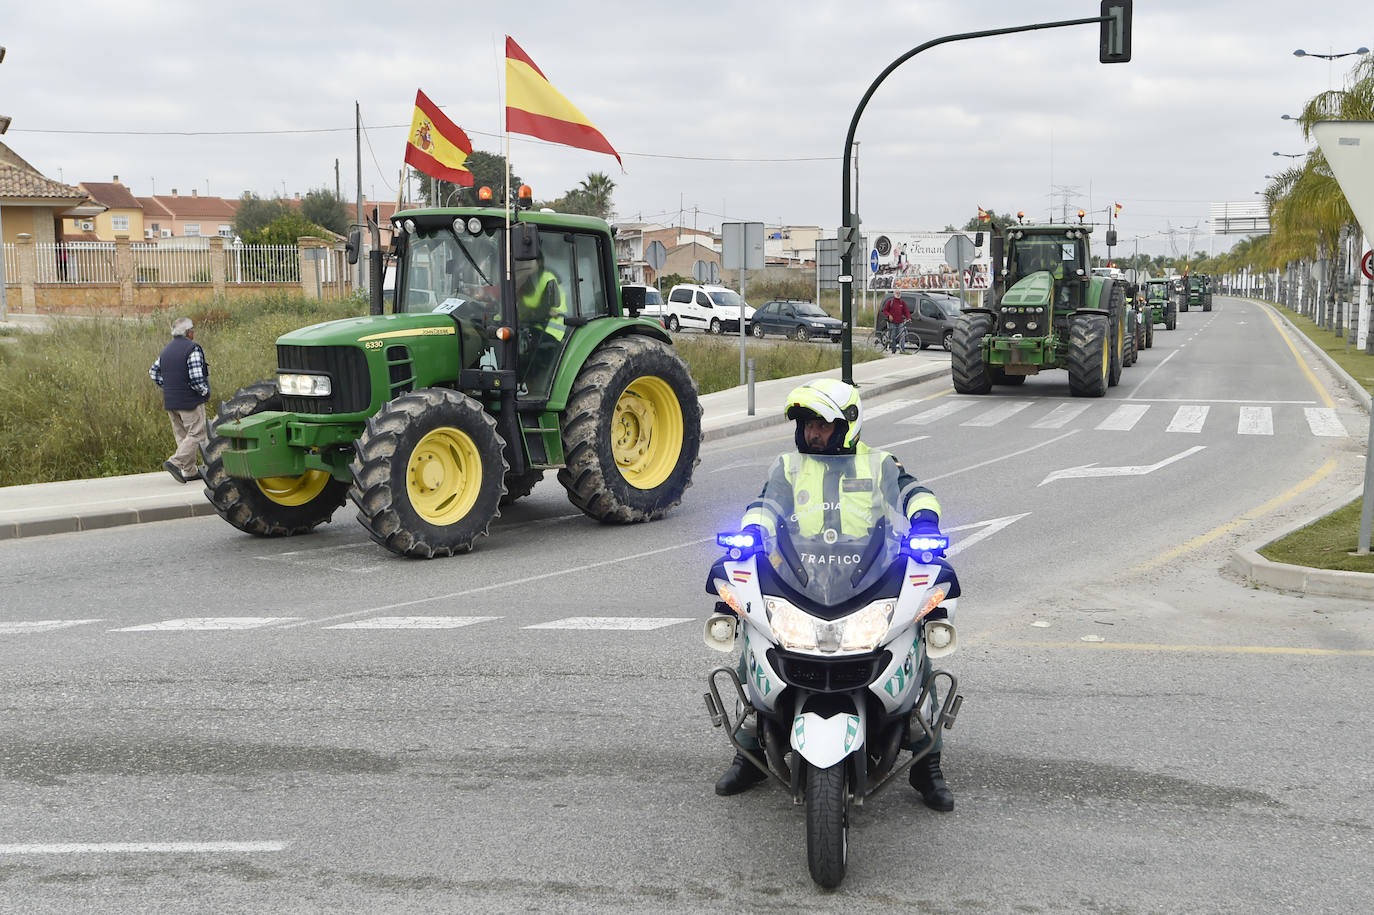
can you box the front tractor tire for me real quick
[1067,313,1110,397]
[951,313,994,395]
[202,381,349,537]
[558,336,702,523]
[349,389,507,558]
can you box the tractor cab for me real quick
[995,225,1094,336]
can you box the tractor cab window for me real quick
[399,228,501,317]
[513,229,576,399]
[573,234,610,319]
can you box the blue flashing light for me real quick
[717,531,759,550]
[904,534,949,556]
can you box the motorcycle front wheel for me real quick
[805,761,849,889]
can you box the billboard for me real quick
[866,231,991,293]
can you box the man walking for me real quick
[149,317,210,483]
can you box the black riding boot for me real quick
[909,752,955,811]
[715,751,767,796]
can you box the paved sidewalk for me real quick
[0,351,948,541]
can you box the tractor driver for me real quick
[513,250,569,397]
[711,378,958,812]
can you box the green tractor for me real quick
[1144,277,1177,331]
[202,198,701,557]
[1185,274,1212,312]
[951,220,1130,397]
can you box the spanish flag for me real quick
[977,205,990,222]
[1114,202,1123,218]
[404,89,474,186]
[505,37,622,167]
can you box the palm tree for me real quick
[578,172,616,221]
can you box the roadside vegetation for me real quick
[1260,499,1374,574]
[0,293,886,486]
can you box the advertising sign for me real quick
[866,231,991,293]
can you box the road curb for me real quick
[1230,301,1372,598]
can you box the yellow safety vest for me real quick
[520,270,568,342]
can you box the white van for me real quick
[662,283,755,334]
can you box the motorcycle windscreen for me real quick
[757,452,909,607]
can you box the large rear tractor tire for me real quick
[350,389,507,558]
[1108,307,1124,387]
[1166,307,1177,331]
[1145,317,1155,349]
[1123,313,1138,367]
[558,336,702,523]
[202,381,349,537]
[1067,313,1109,397]
[951,313,994,395]
[805,761,850,890]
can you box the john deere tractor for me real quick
[202,195,701,557]
[951,220,1129,397]
[1144,277,1176,331]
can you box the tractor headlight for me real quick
[277,373,333,397]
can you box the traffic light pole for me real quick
[839,6,1130,384]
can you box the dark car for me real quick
[751,299,843,342]
[881,292,963,350]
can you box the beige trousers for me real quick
[167,405,208,475]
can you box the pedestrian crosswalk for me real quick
[895,399,1348,438]
[0,616,695,637]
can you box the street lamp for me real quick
[1293,47,1368,59]
[1272,151,1304,158]
[0,47,9,322]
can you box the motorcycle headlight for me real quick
[768,599,817,650]
[767,599,894,653]
[839,601,894,651]
[277,372,332,397]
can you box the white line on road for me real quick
[1030,403,1091,429]
[899,401,976,425]
[0,620,103,634]
[943,514,1031,556]
[876,435,929,450]
[111,618,300,632]
[1038,445,1207,486]
[1166,405,1209,433]
[961,401,1032,427]
[326,616,502,630]
[1095,404,1151,431]
[1303,408,1348,437]
[285,536,718,627]
[1125,348,1178,396]
[0,842,289,855]
[524,617,691,631]
[1237,406,1274,436]
[922,431,1079,484]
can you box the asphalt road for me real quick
[1,296,1371,912]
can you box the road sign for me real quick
[645,240,666,271]
[693,260,707,283]
[721,222,764,271]
[943,234,976,270]
[816,238,841,290]
[1362,249,1373,281]
[870,249,880,273]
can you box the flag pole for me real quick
[503,37,512,285]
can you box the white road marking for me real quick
[1303,408,1347,437]
[1030,403,1090,429]
[899,401,976,425]
[923,431,1079,484]
[288,535,718,627]
[1124,348,1178,397]
[961,401,1032,427]
[1166,405,1209,433]
[943,513,1031,556]
[325,616,501,630]
[111,617,300,631]
[0,842,288,855]
[0,620,103,634]
[864,401,911,419]
[876,435,929,450]
[524,617,691,631]
[1128,397,1316,404]
[1039,446,1207,486]
[1095,404,1151,431]
[1237,406,1274,436]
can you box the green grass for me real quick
[1257,298,1373,574]
[1259,498,1374,574]
[0,294,882,486]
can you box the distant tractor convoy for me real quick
[203,191,701,558]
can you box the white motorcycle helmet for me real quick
[784,378,863,454]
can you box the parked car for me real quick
[880,291,963,350]
[751,299,843,342]
[662,283,755,333]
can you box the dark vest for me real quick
[159,336,204,410]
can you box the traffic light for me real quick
[1099,0,1132,63]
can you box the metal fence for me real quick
[2,241,316,286]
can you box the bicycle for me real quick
[872,319,918,354]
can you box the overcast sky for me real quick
[3,0,1368,258]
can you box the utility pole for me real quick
[355,102,365,290]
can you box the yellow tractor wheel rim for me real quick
[1100,329,1110,382]
[256,469,332,507]
[405,426,483,525]
[612,376,684,490]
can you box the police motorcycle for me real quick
[702,455,963,889]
